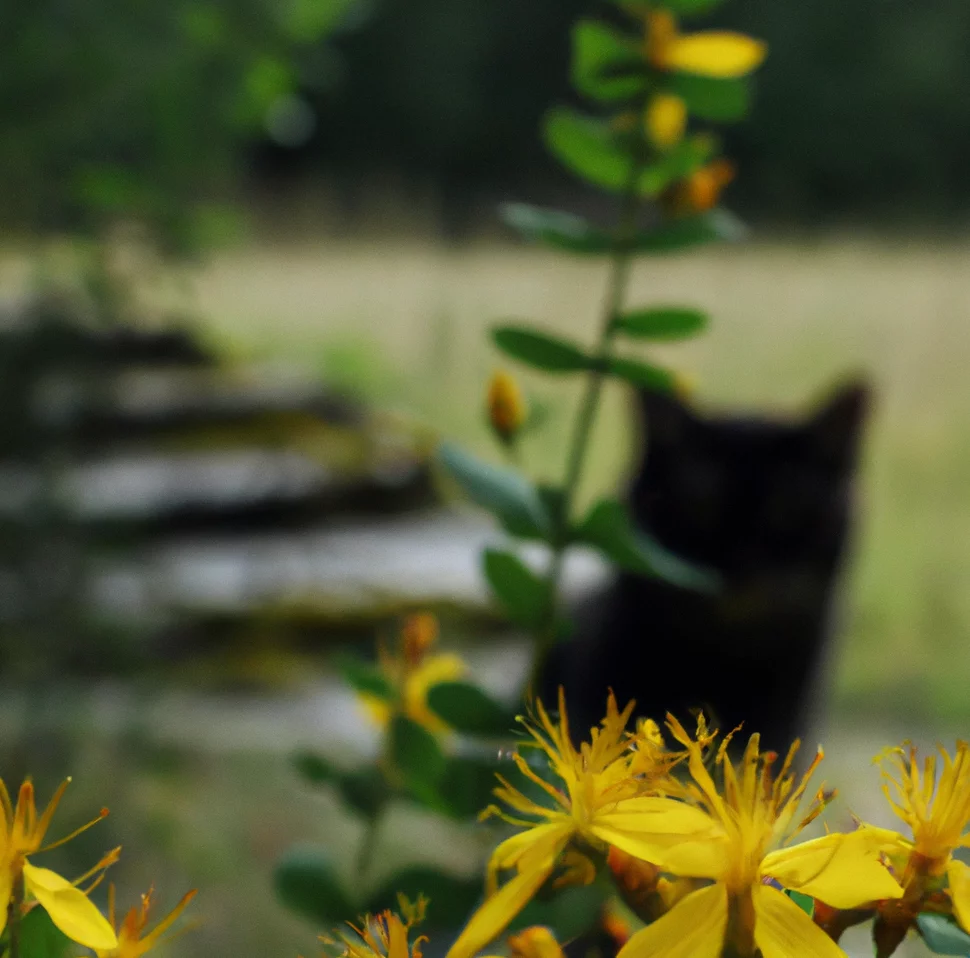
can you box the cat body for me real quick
[545,383,869,750]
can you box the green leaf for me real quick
[492,326,591,373]
[575,498,719,591]
[667,74,750,122]
[639,135,717,196]
[786,890,814,917]
[367,867,484,928]
[606,357,678,392]
[482,548,549,628]
[572,21,646,103]
[275,847,356,925]
[293,750,338,785]
[512,883,608,941]
[500,203,611,255]
[338,765,391,819]
[543,108,635,193]
[613,307,708,340]
[437,442,552,540]
[389,716,446,804]
[334,653,394,700]
[917,913,970,955]
[427,680,515,737]
[436,755,503,818]
[18,907,73,958]
[629,210,747,253]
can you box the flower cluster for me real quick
[0,776,195,958]
[325,691,970,958]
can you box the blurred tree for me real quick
[0,0,361,257]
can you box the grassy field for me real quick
[172,232,970,722]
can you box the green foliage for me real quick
[482,548,549,628]
[17,908,72,958]
[613,307,708,339]
[627,210,747,252]
[293,750,339,785]
[606,356,677,391]
[437,442,551,540]
[666,74,750,122]
[502,204,746,256]
[576,498,718,591]
[368,868,484,928]
[426,680,515,736]
[916,913,970,955]
[492,326,591,373]
[1,0,359,253]
[543,108,638,193]
[389,716,447,804]
[438,755,504,818]
[786,890,814,917]
[511,883,609,941]
[571,21,646,104]
[335,654,394,700]
[274,847,356,925]
[337,766,392,820]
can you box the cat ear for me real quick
[808,380,871,464]
[639,388,695,447]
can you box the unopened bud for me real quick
[486,370,527,445]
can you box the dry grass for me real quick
[180,232,970,721]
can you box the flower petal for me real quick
[948,859,970,934]
[0,861,12,937]
[615,883,727,958]
[753,884,845,958]
[445,841,566,958]
[24,862,118,950]
[592,798,727,879]
[763,829,903,909]
[665,33,766,78]
[646,94,687,150]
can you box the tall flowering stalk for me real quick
[437,0,767,686]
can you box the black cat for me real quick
[545,382,870,751]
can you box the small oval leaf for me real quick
[482,548,549,628]
[572,21,646,103]
[629,210,747,253]
[500,203,611,255]
[437,442,551,540]
[389,715,446,804]
[427,680,515,737]
[543,107,635,193]
[575,498,718,592]
[293,750,338,785]
[334,653,394,700]
[492,326,591,373]
[917,913,970,955]
[614,307,708,340]
[606,357,678,392]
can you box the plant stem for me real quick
[529,148,647,693]
[8,872,24,958]
[357,806,383,884]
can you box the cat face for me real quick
[630,384,870,588]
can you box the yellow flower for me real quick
[0,778,118,950]
[359,614,466,735]
[486,371,528,445]
[325,895,427,958]
[444,693,718,958]
[646,10,766,79]
[505,926,564,958]
[95,885,197,958]
[645,94,687,150]
[615,717,903,958]
[863,742,970,948]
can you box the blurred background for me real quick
[2,0,970,953]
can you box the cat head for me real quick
[630,382,870,583]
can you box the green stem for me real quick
[357,805,384,884]
[8,872,24,958]
[528,146,648,694]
